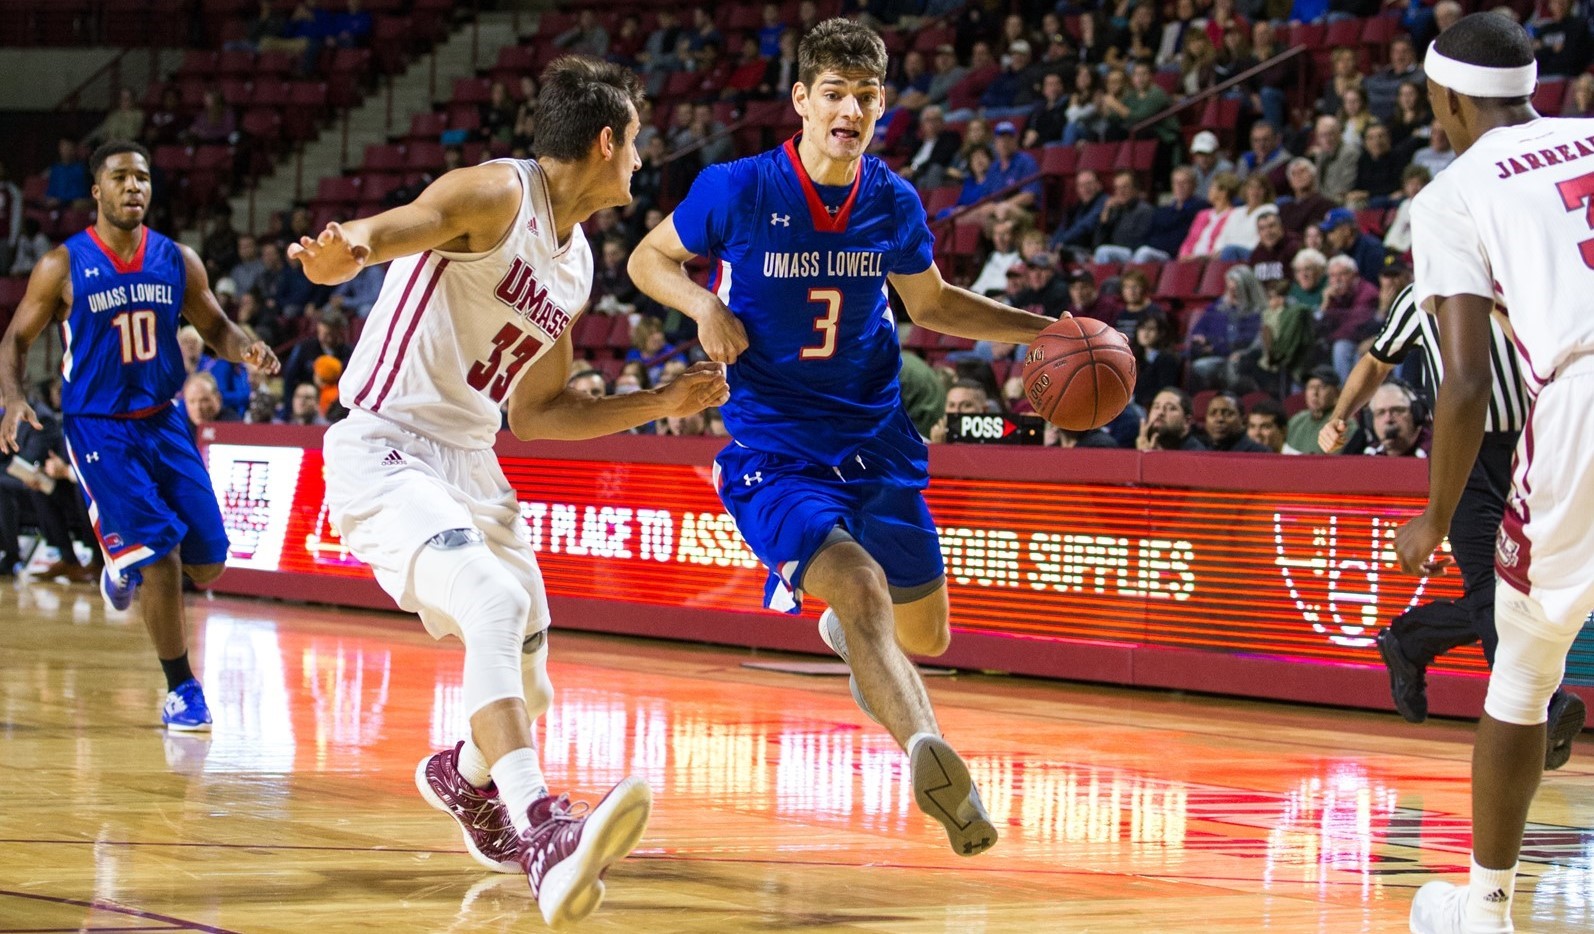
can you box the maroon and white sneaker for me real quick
[414,742,521,873]
[519,777,652,929]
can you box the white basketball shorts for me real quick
[1496,356,1594,632]
[322,409,549,640]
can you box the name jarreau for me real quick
[763,250,885,278]
[493,257,571,339]
[85,283,174,314]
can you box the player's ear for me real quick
[597,125,615,161]
[792,81,808,118]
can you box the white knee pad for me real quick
[1484,583,1578,726]
[412,535,531,717]
[521,626,553,721]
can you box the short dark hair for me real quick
[1307,365,1341,389]
[798,18,888,88]
[533,56,644,162]
[89,140,150,180]
[1249,398,1286,430]
[1210,390,1245,415]
[949,378,989,399]
[1431,12,1534,104]
[1156,385,1194,416]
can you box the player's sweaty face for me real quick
[93,153,151,230]
[801,71,883,160]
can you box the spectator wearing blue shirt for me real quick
[1050,171,1108,258]
[1319,207,1387,283]
[329,264,385,318]
[940,146,998,219]
[757,3,785,58]
[44,139,90,209]
[334,0,372,47]
[979,41,1035,113]
[1135,165,1209,262]
[1290,0,1329,23]
[960,121,1041,226]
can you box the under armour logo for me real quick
[770,214,790,227]
[743,471,762,486]
[381,450,405,466]
[85,452,100,463]
[85,267,100,278]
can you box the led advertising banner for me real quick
[198,440,1594,685]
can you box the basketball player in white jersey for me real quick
[288,57,728,928]
[1393,14,1594,934]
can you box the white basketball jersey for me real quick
[341,159,591,448]
[1412,117,1594,396]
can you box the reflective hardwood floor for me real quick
[1,579,1590,933]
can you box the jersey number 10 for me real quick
[111,309,158,364]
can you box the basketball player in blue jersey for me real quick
[630,19,1057,857]
[0,142,278,732]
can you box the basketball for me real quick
[1021,316,1137,431]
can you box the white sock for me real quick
[1465,857,1517,929]
[906,731,939,756]
[491,746,549,835]
[456,740,492,789]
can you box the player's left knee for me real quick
[897,624,951,658]
[1484,585,1580,725]
[186,563,226,586]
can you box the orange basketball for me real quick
[1021,316,1137,431]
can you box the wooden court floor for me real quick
[1,580,1591,933]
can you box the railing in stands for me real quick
[57,46,159,113]
[1128,44,1311,140]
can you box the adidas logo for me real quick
[381,450,405,466]
[1483,888,1510,904]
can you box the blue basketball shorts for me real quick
[63,406,230,574]
[714,407,944,613]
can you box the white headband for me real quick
[1425,43,1537,98]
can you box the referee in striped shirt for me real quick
[1319,272,1583,770]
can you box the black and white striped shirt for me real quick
[1367,284,1530,433]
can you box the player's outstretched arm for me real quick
[628,216,748,364]
[1393,294,1494,574]
[289,162,522,286]
[178,245,280,375]
[0,247,69,454]
[506,333,729,441]
[1320,352,1394,453]
[889,263,1053,346]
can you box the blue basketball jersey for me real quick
[60,226,188,416]
[672,138,935,466]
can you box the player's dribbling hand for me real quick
[1317,417,1349,453]
[658,362,730,415]
[1393,512,1447,575]
[242,340,281,375]
[287,222,370,286]
[697,303,749,366]
[0,400,42,455]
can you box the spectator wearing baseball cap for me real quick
[960,119,1043,227]
[1065,268,1123,326]
[1187,129,1235,199]
[1011,251,1070,318]
[1318,207,1387,283]
[980,40,1038,111]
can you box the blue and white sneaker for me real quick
[100,566,139,612]
[162,679,213,732]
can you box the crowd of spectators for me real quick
[10,0,1591,459]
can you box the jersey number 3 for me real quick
[468,323,543,401]
[800,288,842,361]
[1557,171,1594,269]
[111,309,158,364]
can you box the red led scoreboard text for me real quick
[205,440,1480,675]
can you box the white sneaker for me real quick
[817,609,878,723]
[1410,882,1513,934]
